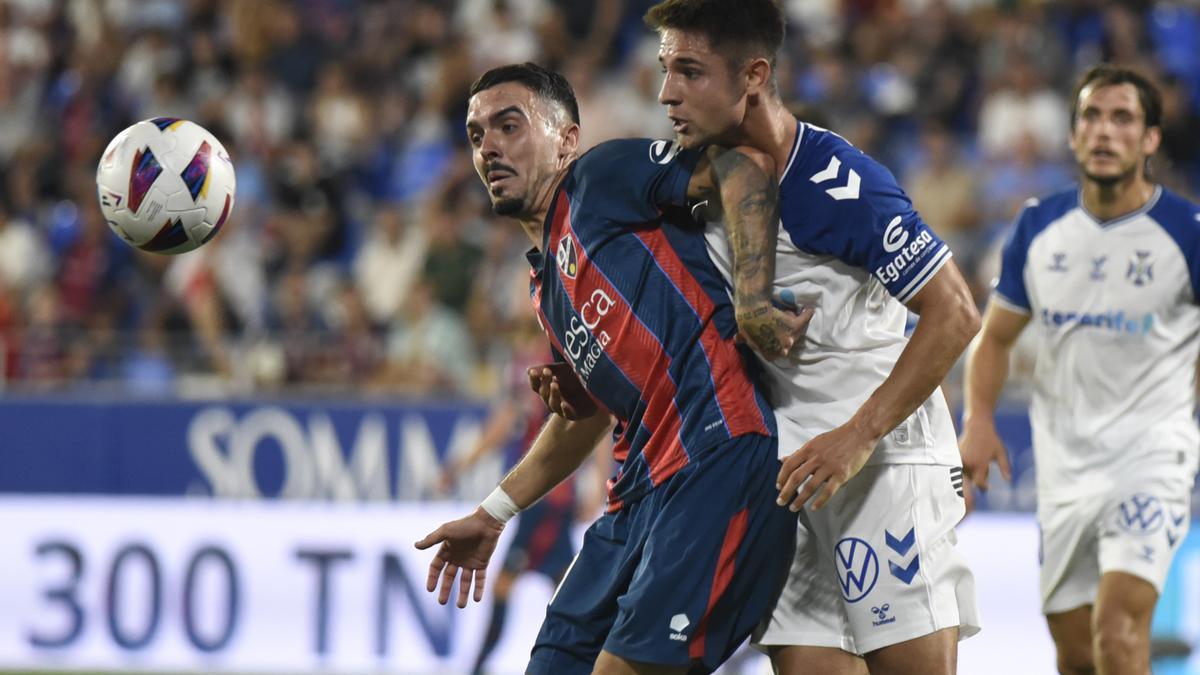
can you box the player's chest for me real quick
[531,232,623,369]
[1026,225,1187,311]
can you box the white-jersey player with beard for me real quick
[697,121,982,657]
[962,65,1200,675]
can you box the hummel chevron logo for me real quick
[885,528,919,584]
[1171,510,1187,528]
[889,557,920,584]
[809,156,860,200]
[885,528,916,556]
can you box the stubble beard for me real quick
[492,197,525,217]
[1080,160,1138,189]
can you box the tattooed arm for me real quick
[689,146,809,361]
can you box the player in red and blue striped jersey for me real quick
[415,62,802,675]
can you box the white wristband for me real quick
[480,486,522,524]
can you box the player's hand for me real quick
[776,420,877,511]
[736,302,813,364]
[528,363,599,420]
[414,508,504,608]
[957,418,1011,492]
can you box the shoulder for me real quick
[790,125,875,185]
[1014,187,1078,236]
[1148,187,1200,255]
[1148,186,1200,230]
[782,124,905,216]
[778,124,912,247]
[576,138,685,172]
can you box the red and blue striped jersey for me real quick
[526,139,776,510]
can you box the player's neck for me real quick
[519,166,572,251]
[736,97,797,178]
[1080,173,1156,222]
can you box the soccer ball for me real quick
[96,118,236,255]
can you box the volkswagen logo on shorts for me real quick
[1115,493,1164,534]
[834,537,879,602]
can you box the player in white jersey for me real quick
[960,64,1200,675]
[643,2,982,673]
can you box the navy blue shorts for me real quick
[527,434,795,674]
[502,497,576,579]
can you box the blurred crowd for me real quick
[0,0,1198,399]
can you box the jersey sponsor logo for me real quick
[809,155,860,200]
[563,289,615,384]
[556,234,579,279]
[1126,250,1154,286]
[1039,308,1154,335]
[834,537,879,602]
[882,216,907,253]
[874,230,934,284]
[648,140,682,165]
[1115,493,1164,534]
[668,613,690,642]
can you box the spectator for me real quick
[978,56,1070,160]
[0,0,1192,400]
[374,277,477,397]
[905,124,980,257]
[354,204,428,325]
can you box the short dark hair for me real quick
[469,62,580,125]
[1071,64,1162,130]
[644,0,785,72]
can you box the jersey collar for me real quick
[778,120,805,184]
[1078,184,1162,228]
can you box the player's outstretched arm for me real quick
[778,261,980,511]
[415,411,611,607]
[690,146,808,361]
[959,300,1030,491]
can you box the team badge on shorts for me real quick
[834,537,879,602]
[1114,493,1164,534]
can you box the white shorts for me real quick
[753,464,981,655]
[1039,468,1193,615]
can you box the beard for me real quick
[492,196,524,216]
[1080,161,1137,187]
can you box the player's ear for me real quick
[558,123,580,163]
[1142,125,1162,157]
[745,57,772,99]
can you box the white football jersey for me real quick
[994,186,1200,503]
[703,123,959,465]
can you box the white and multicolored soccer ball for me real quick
[96,118,235,254]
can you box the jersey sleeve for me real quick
[1149,191,1200,304]
[993,203,1038,313]
[785,149,951,304]
[571,138,703,220]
